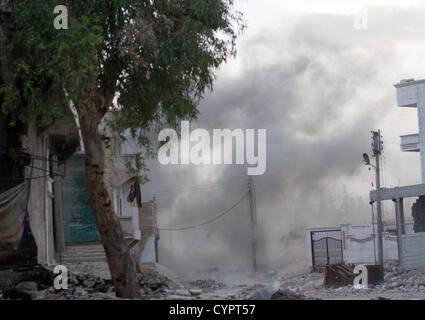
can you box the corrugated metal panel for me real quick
[401,233,425,269]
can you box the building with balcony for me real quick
[366,79,425,269]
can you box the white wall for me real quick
[401,233,425,269]
[307,224,403,268]
[113,181,157,264]
[140,236,156,263]
[113,180,138,218]
[395,80,425,183]
[342,225,398,265]
[23,121,55,265]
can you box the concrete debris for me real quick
[189,289,203,296]
[271,289,305,300]
[243,284,306,301]
[0,261,228,300]
[324,264,355,288]
[165,295,194,301]
[0,265,54,290]
[138,263,184,298]
[3,281,39,300]
[247,287,275,300]
[0,264,116,300]
[187,279,226,291]
[265,266,425,300]
[175,289,192,297]
[3,259,425,300]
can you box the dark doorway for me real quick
[0,116,25,192]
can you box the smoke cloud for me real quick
[141,7,425,279]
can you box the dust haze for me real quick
[141,7,425,279]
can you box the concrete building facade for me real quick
[306,223,414,271]
[366,79,425,269]
[0,110,159,269]
[307,79,425,271]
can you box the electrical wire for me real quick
[0,149,60,163]
[144,178,247,197]
[0,148,65,176]
[158,192,249,232]
[0,174,56,182]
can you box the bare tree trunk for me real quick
[76,92,141,299]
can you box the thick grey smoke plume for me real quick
[142,11,412,278]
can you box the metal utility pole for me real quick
[153,197,160,263]
[372,130,384,268]
[248,176,258,272]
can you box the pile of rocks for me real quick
[0,264,117,300]
[271,289,306,300]
[187,279,226,291]
[0,265,54,300]
[243,284,306,300]
[265,264,425,300]
[138,264,184,298]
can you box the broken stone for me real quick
[165,295,194,301]
[248,287,274,300]
[189,289,203,296]
[270,289,305,301]
[68,275,79,286]
[15,281,38,292]
[33,290,47,300]
[73,287,88,297]
[3,288,33,300]
[188,279,226,291]
[2,281,40,300]
[0,265,53,291]
[82,278,96,288]
[164,289,176,295]
[175,289,191,297]
[93,282,111,293]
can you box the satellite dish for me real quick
[363,153,371,166]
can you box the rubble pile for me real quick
[265,264,425,300]
[0,265,117,300]
[241,283,307,300]
[6,260,425,300]
[138,264,184,298]
[137,265,228,300]
[271,289,305,300]
[187,279,227,291]
[0,265,54,300]
[0,261,233,300]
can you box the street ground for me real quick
[3,261,425,300]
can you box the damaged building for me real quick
[307,79,425,272]
[368,78,425,269]
[0,113,80,267]
[0,110,159,271]
[0,1,158,271]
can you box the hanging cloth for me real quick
[0,182,29,250]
